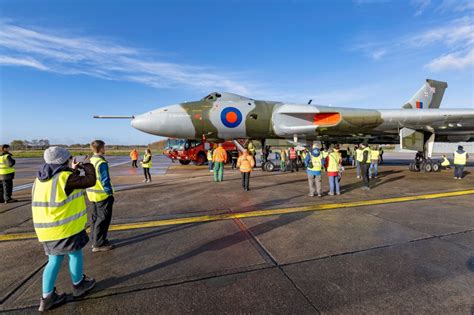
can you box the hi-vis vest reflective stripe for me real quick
[454,152,467,165]
[371,150,380,160]
[441,157,450,167]
[207,150,212,161]
[238,156,254,172]
[0,154,15,175]
[327,152,341,172]
[355,149,363,161]
[248,142,255,154]
[86,156,113,202]
[308,155,322,172]
[142,154,152,168]
[289,149,297,159]
[357,148,372,164]
[32,171,87,242]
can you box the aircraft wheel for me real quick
[179,160,191,165]
[413,163,421,172]
[432,162,440,172]
[424,161,433,172]
[194,152,207,166]
[263,161,275,172]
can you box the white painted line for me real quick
[109,160,133,167]
[13,183,33,192]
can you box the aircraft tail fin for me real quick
[402,79,448,109]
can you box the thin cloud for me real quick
[425,48,474,71]
[371,49,387,60]
[0,20,251,94]
[0,55,48,70]
[353,16,474,71]
[437,0,474,12]
[412,0,431,16]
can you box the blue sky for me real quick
[1,0,473,145]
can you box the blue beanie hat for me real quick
[311,148,320,156]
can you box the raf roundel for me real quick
[221,107,243,128]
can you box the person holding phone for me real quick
[32,147,97,311]
[141,149,153,182]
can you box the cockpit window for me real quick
[203,92,222,101]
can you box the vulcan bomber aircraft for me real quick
[95,79,474,171]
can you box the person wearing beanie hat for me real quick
[304,147,325,197]
[32,147,97,311]
[453,145,468,179]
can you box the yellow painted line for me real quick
[0,232,37,241]
[2,189,474,242]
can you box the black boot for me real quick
[72,275,96,297]
[38,288,66,312]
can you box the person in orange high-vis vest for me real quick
[129,149,139,168]
[289,147,298,172]
[212,143,228,182]
[237,149,255,191]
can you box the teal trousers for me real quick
[213,162,224,182]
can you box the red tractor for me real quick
[163,138,237,165]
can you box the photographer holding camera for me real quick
[32,147,97,311]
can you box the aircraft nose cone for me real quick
[131,113,155,134]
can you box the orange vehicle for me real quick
[163,138,237,165]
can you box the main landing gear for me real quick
[260,138,276,172]
[408,151,441,173]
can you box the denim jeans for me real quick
[356,161,361,177]
[214,162,224,181]
[369,161,378,178]
[307,173,322,196]
[328,175,340,194]
[454,165,464,178]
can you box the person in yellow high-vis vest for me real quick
[33,147,97,311]
[247,141,256,169]
[87,140,115,252]
[207,148,214,172]
[357,144,372,190]
[355,145,363,179]
[0,144,18,203]
[141,149,153,182]
[304,147,325,197]
[326,148,342,195]
[440,155,450,169]
[369,145,380,178]
[453,145,468,179]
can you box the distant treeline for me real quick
[8,139,168,151]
